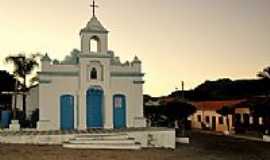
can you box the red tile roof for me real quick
[192,100,244,111]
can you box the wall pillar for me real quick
[103,93,113,129]
[78,91,86,130]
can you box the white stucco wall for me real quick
[78,57,112,129]
[111,63,141,73]
[111,78,144,128]
[26,85,39,119]
[42,64,78,73]
[38,76,79,130]
[38,54,145,131]
[37,15,145,131]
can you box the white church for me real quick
[37,3,146,131]
[1,2,175,149]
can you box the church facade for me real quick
[37,12,146,131]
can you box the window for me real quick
[205,116,210,123]
[114,97,123,108]
[197,115,202,122]
[90,68,97,80]
[219,116,224,124]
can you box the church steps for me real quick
[76,133,128,136]
[75,134,130,140]
[63,133,141,150]
[63,142,141,150]
[68,138,136,145]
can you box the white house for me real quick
[37,9,146,131]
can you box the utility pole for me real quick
[181,81,185,100]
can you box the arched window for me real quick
[90,36,99,53]
[90,68,97,80]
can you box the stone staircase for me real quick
[63,133,141,150]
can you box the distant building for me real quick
[233,97,269,133]
[144,99,161,107]
[191,100,243,133]
[144,96,176,105]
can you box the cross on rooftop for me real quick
[90,0,99,17]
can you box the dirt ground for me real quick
[0,132,270,160]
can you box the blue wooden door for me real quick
[1,111,11,128]
[87,88,103,128]
[113,95,126,128]
[60,95,74,130]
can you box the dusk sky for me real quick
[0,0,270,96]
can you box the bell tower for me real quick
[80,0,109,54]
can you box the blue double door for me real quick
[87,88,103,128]
[113,95,126,129]
[60,95,74,130]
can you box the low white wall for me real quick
[0,128,176,149]
[127,129,175,149]
[176,137,190,144]
[0,134,76,145]
[263,135,270,142]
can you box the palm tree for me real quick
[257,66,270,97]
[257,66,270,80]
[5,53,39,119]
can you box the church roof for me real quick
[80,16,108,34]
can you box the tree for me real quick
[217,106,233,133]
[164,100,196,136]
[0,71,17,110]
[169,78,270,101]
[144,105,166,127]
[246,97,270,134]
[30,76,39,86]
[61,49,80,64]
[5,54,39,119]
[257,66,270,80]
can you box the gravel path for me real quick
[0,132,269,160]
